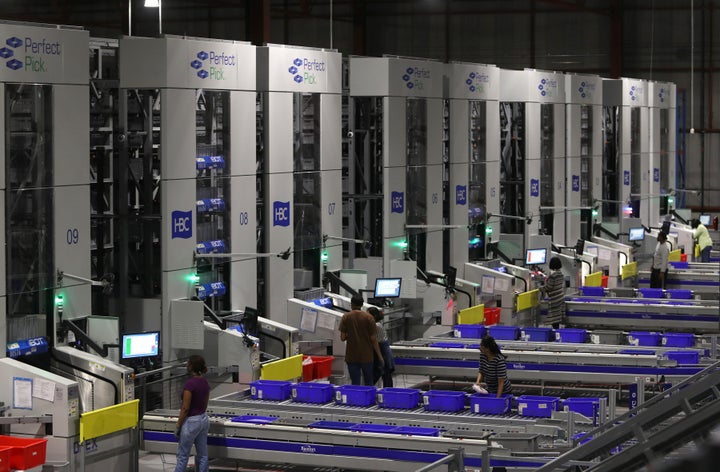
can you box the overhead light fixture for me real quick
[144,0,159,7]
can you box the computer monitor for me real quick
[699,214,711,226]
[121,332,159,359]
[242,307,259,335]
[525,248,547,265]
[445,266,457,289]
[628,227,645,241]
[374,278,402,298]
[661,220,671,235]
[575,239,585,255]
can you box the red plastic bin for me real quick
[0,435,47,471]
[302,355,335,381]
[0,445,11,472]
[484,307,501,326]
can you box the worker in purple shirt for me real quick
[174,355,211,472]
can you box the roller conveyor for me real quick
[637,268,720,299]
[392,341,705,384]
[565,296,720,332]
[140,391,567,470]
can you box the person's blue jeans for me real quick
[347,362,374,385]
[701,245,711,262]
[174,413,209,472]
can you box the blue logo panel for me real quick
[572,175,580,192]
[171,210,193,239]
[624,170,630,186]
[273,201,291,227]
[455,185,467,205]
[530,179,540,197]
[391,191,404,214]
[6,36,22,48]
[653,168,660,182]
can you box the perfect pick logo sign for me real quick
[0,25,86,84]
[189,49,235,81]
[287,55,326,86]
[1,34,60,74]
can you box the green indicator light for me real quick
[667,197,674,205]
[469,237,481,245]
[54,295,64,305]
[321,251,329,262]
[393,240,408,249]
[187,273,200,283]
[485,226,493,235]
[592,209,599,217]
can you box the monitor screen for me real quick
[575,239,585,255]
[445,266,457,288]
[661,220,671,235]
[121,332,159,359]
[628,227,645,241]
[374,278,402,298]
[586,245,599,257]
[699,214,711,226]
[525,248,547,265]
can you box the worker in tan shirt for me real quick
[339,294,383,385]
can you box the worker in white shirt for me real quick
[650,232,670,289]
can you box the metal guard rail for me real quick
[535,360,720,472]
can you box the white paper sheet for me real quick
[33,378,56,402]
[495,278,510,293]
[316,312,336,331]
[300,307,318,333]
[481,275,496,294]
[13,377,33,409]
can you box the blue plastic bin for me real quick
[488,325,521,340]
[454,324,486,339]
[564,398,600,423]
[664,350,699,365]
[628,331,662,346]
[351,424,396,434]
[230,415,278,424]
[521,327,554,342]
[517,395,561,417]
[580,286,605,297]
[619,349,656,355]
[666,289,693,299]
[555,328,587,343]
[422,390,466,412]
[470,394,513,415]
[335,385,377,407]
[249,380,292,401]
[391,426,441,437]
[291,382,334,404]
[308,421,356,431]
[377,388,421,409]
[670,261,689,269]
[662,333,695,347]
[639,288,664,298]
[429,342,466,349]
[571,432,593,446]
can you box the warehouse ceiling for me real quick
[0,0,697,43]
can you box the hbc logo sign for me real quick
[391,191,404,214]
[273,201,290,227]
[530,179,540,197]
[171,210,192,239]
[456,185,467,205]
[572,175,580,192]
[624,171,630,186]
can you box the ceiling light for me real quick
[144,0,159,7]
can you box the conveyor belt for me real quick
[565,297,720,332]
[141,403,558,471]
[391,344,704,384]
[205,391,564,436]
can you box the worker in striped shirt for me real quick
[542,256,566,328]
[474,336,512,398]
